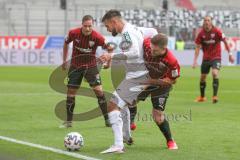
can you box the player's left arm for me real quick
[142,61,180,87]
[157,63,180,87]
[219,30,235,63]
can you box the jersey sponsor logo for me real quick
[75,46,93,53]
[123,32,132,43]
[203,39,216,44]
[171,69,179,78]
[211,33,215,38]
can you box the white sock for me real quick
[108,110,123,148]
[121,106,131,140]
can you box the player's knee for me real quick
[67,88,77,97]
[154,116,164,125]
[200,75,207,82]
[153,110,165,125]
[107,101,119,112]
[92,86,104,97]
[212,73,218,79]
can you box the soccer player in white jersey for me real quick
[99,10,149,154]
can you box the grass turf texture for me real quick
[0,66,239,160]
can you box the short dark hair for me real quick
[82,15,94,23]
[151,33,168,48]
[101,9,122,22]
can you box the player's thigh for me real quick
[137,86,158,102]
[111,75,149,109]
[84,66,102,87]
[201,60,211,75]
[211,60,221,78]
[67,67,85,89]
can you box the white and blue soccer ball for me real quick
[64,132,84,151]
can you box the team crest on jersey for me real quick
[211,33,215,38]
[89,41,95,47]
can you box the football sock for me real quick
[66,96,75,122]
[157,119,172,142]
[213,78,219,96]
[129,106,137,124]
[200,81,206,97]
[121,107,131,140]
[108,110,124,147]
[97,95,109,121]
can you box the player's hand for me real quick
[99,53,111,63]
[229,54,235,64]
[102,60,111,69]
[62,62,68,71]
[192,61,198,69]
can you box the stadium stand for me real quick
[0,0,239,37]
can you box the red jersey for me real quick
[143,38,180,80]
[195,27,225,61]
[65,28,107,68]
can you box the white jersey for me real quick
[120,23,148,79]
[138,27,158,39]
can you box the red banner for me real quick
[0,36,46,49]
[226,37,240,51]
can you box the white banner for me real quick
[0,49,237,66]
[0,49,63,66]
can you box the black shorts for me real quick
[201,59,221,74]
[137,86,171,111]
[67,66,101,88]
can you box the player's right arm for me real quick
[62,31,73,70]
[193,31,202,68]
[193,44,201,68]
[62,42,69,70]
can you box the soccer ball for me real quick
[64,132,84,151]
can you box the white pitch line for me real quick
[0,135,101,160]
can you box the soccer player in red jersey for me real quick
[138,33,180,150]
[192,16,234,103]
[60,15,112,128]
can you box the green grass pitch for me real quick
[0,66,240,160]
